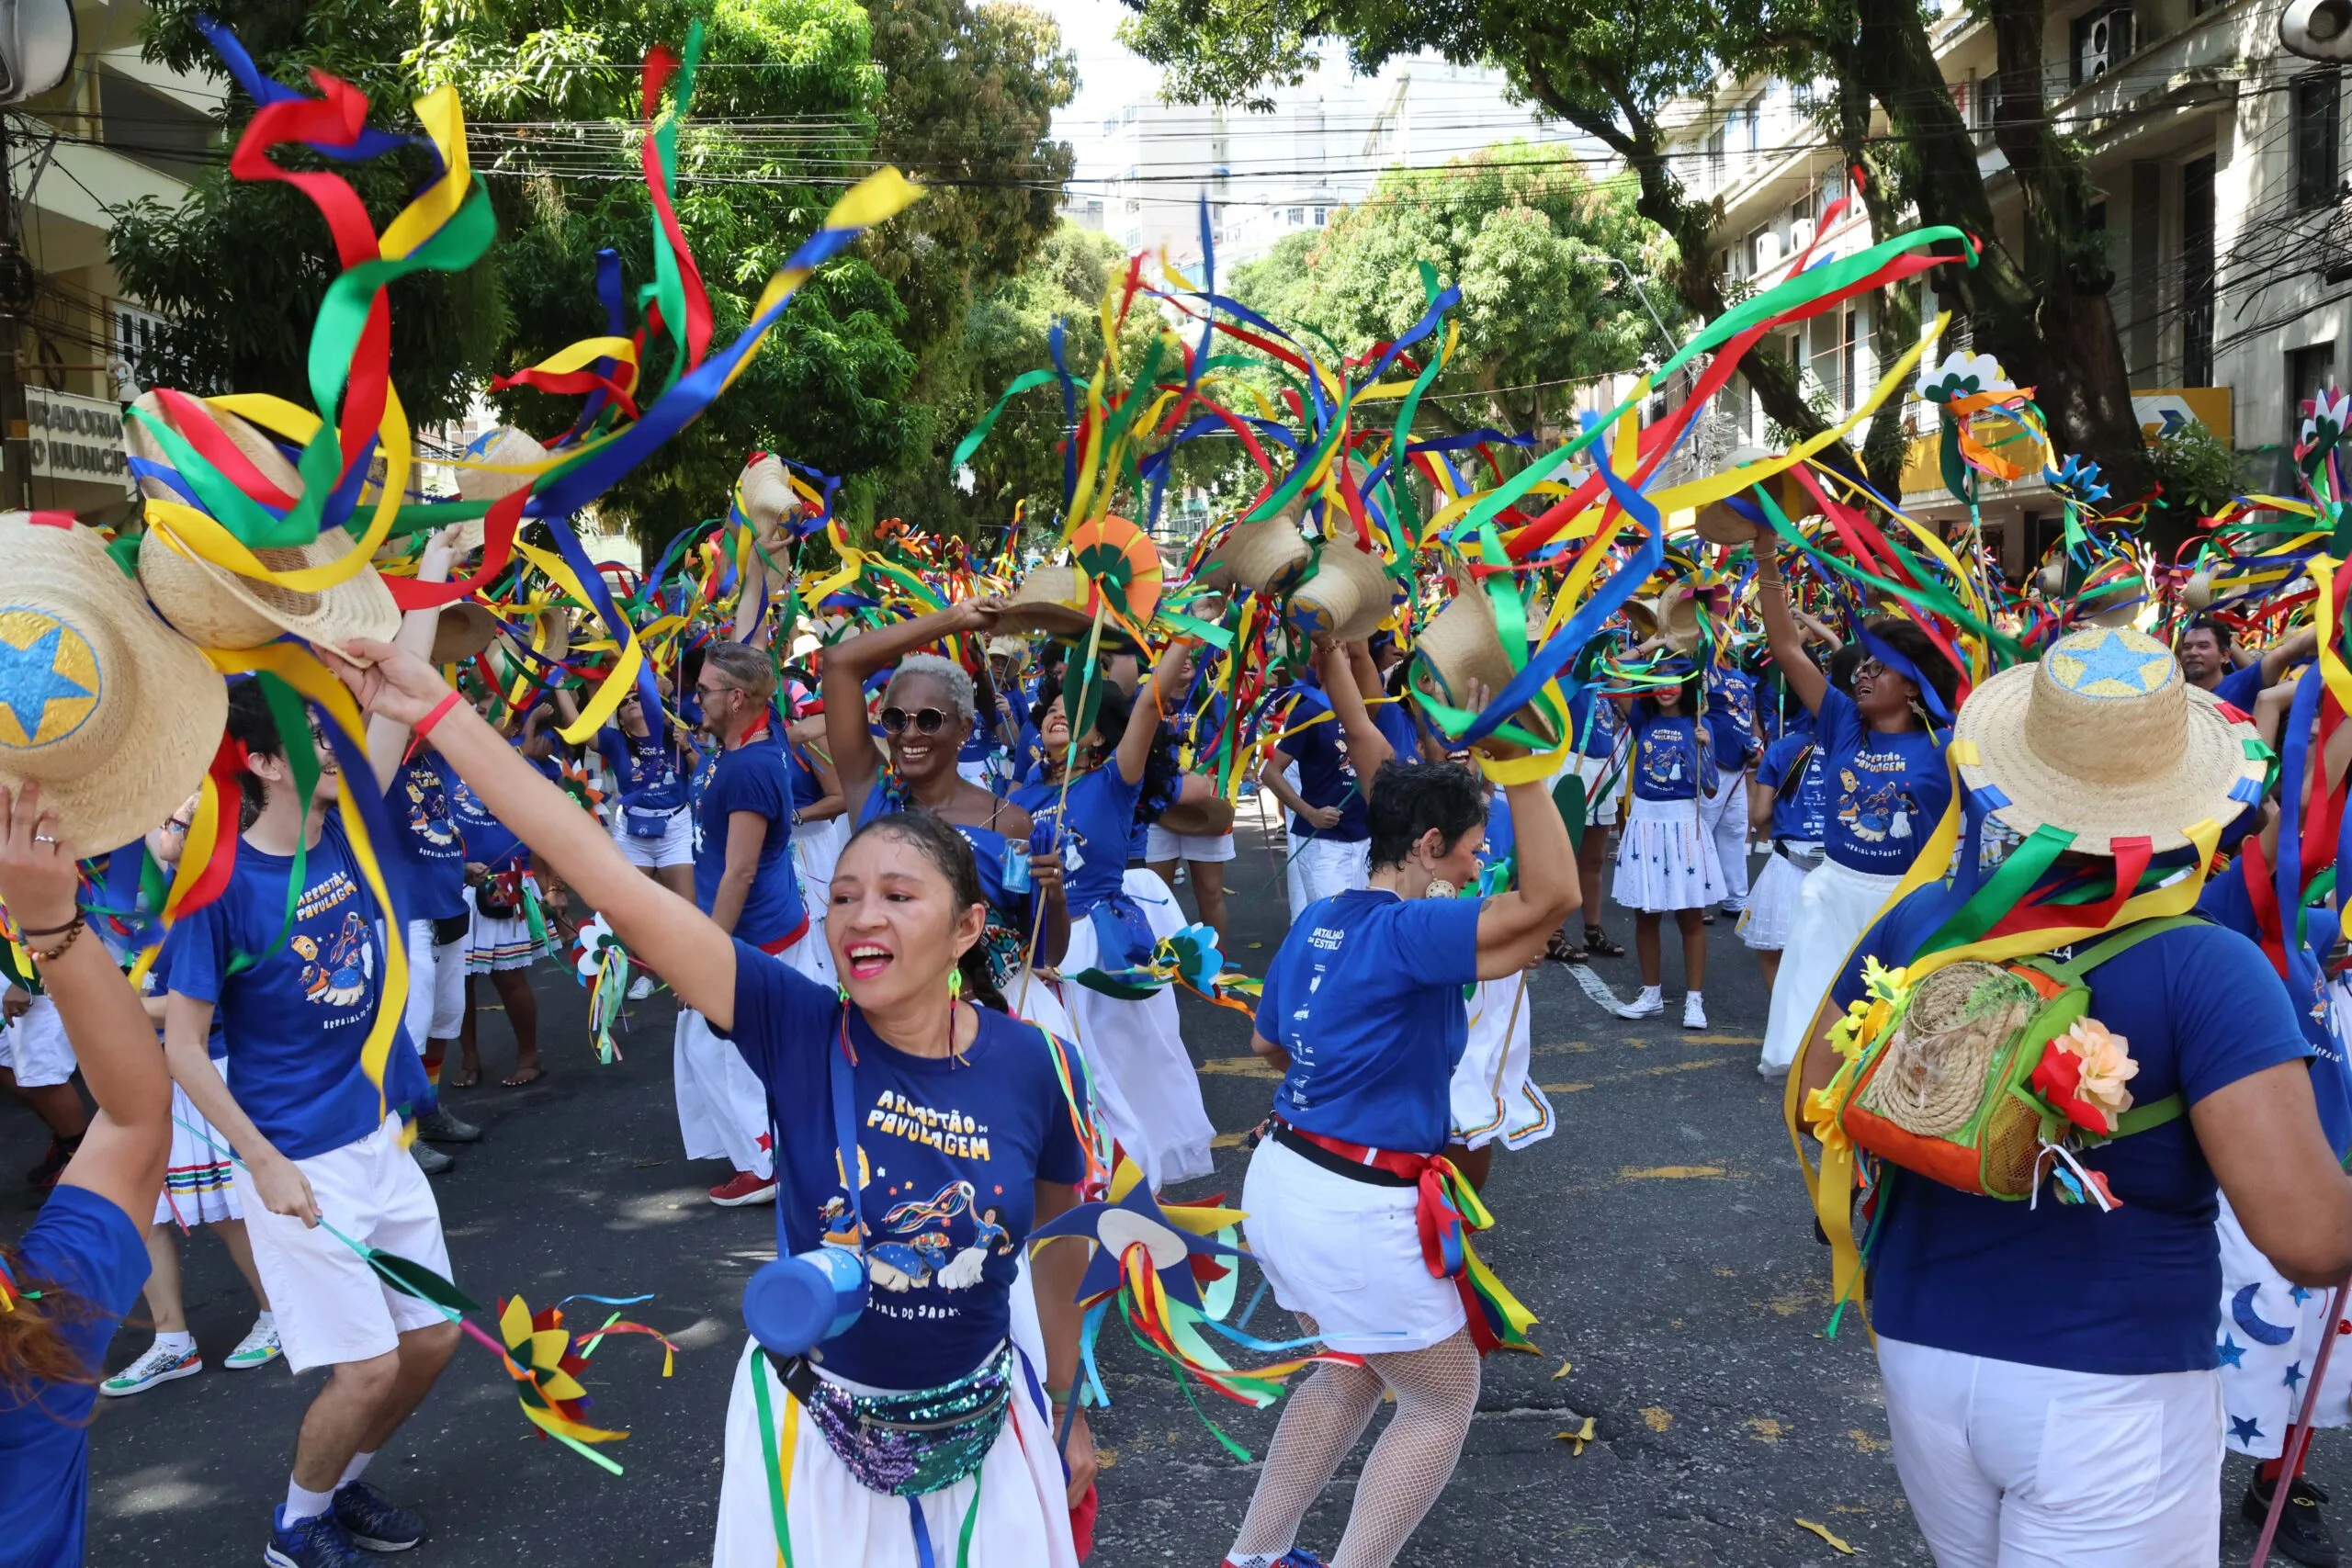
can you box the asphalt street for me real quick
[1,798,2316,1566]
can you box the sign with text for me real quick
[20,388,133,498]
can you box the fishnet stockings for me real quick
[1227,1323,1481,1568]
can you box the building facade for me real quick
[1663,0,2327,575]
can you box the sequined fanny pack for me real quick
[763,1344,1012,1496]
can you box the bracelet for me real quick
[17,911,82,937]
[413,690,464,742]
[25,915,84,963]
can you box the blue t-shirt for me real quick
[2213,661,2267,713]
[1815,687,1949,874]
[597,724,688,829]
[1567,687,1625,760]
[1757,733,1829,843]
[0,1185,148,1568]
[389,752,467,920]
[1373,697,1420,765]
[1013,765,1141,919]
[1628,710,1705,803]
[1257,888,1484,1154]
[1702,667,1761,772]
[1278,711,1370,843]
[690,734,808,950]
[448,760,557,874]
[162,817,428,1159]
[717,942,1088,1388]
[1830,894,2312,1374]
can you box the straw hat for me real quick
[0,513,224,855]
[1284,541,1393,644]
[1650,585,1704,653]
[1408,580,1566,750]
[491,603,571,682]
[431,602,502,666]
[447,426,551,555]
[1953,624,2265,854]
[129,391,401,654]
[1192,508,1311,597]
[993,566,1100,640]
[737,454,798,537]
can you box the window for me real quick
[1287,207,1305,224]
[114,303,164,398]
[2181,156,2215,387]
[98,72,215,180]
[1312,208,1326,225]
[2296,72,2341,210]
[2290,343,2336,440]
[1842,304,1867,412]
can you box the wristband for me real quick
[16,911,82,937]
[414,690,464,742]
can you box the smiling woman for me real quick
[319,635,1102,1568]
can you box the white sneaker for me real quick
[628,973,654,1001]
[101,1339,203,1396]
[1682,993,1708,1031]
[225,1316,282,1370]
[1618,987,1665,1020]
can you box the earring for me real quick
[947,967,964,1001]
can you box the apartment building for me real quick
[1664,0,2323,574]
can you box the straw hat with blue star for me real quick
[1953,624,2266,854]
[0,512,224,854]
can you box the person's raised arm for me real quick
[1472,767,1582,979]
[2,786,169,1226]
[322,638,740,1027]
[1752,525,1827,715]
[1115,639,1194,786]
[1317,639,1392,777]
[2263,628,2321,687]
[364,527,460,794]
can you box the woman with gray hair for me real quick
[824,602,1074,1038]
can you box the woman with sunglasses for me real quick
[824,603,1073,1037]
[1751,521,1960,1077]
[1016,642,1218,1192]
[321,641,1097,1568]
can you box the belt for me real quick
[1268,1120,1536,1355]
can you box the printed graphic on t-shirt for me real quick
[1838,750,1923,846]
[1640,729,1696,791]
[401,764,458,850]
[290,883,375,1017]
[817,1087,1025,1319]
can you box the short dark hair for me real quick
[2180,615,2233,652]
[1366,760,1487,871]
[226,678,288,829]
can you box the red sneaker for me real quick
[707,1169,777,1207]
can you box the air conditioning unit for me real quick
[1756,230,1785,270]
[2079,6,2132,82]
[1791,218,1816,254]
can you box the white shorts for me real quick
[612,806,694,869]
[1242,1136,1464,1354]
[1144,825,1236,863]
[0,995,74,1088]
[1876,1335,2222,1568]
[1285,835,1371,919]
[403,919,469,1043]
[234,1113,455,1372]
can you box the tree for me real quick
[112,0,1077,548]
[1227,141,1676,439]
[1117,0,2156,501]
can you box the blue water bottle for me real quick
[1001,838,1033,895]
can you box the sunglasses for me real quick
[879,706,951,737]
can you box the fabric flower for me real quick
[2042,453,2111,506]
[1804,1085,1850,1157]
[2030,1018,2138,1134]
[1917,351,2013,405]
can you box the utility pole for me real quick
[0,107,28,511]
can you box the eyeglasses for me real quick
[694,681,733,702]
[879,706,951,736]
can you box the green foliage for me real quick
[2147,420,2246,525]
[1227,143,1676,438]
[111,0,1075,553]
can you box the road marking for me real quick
[1747,1417,1785,1443]
[1619,1164,1727,1179]
[1641,1405,1674,1432]
[1566,962,1633,1015]
[1537,1081,1595,1094]
[1199,1056,1280,1079]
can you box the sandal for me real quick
[1545,929,1586,964]
[1582,924,1626,959]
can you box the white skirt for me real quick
[1285,834,1371,922]
[1241,1137,1464,1354]
[1757,856,1905,1075]
[1611,795,1727,914]
[1448,976,1553,1152]
[1061,892,1215,1191]
[792,817,850,989]
[2218,1192,2352,1458]
[158,1073,240,1228]
[1738,844,1821,952]
[466,882,546,974]
[712,1339,1080,1568]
